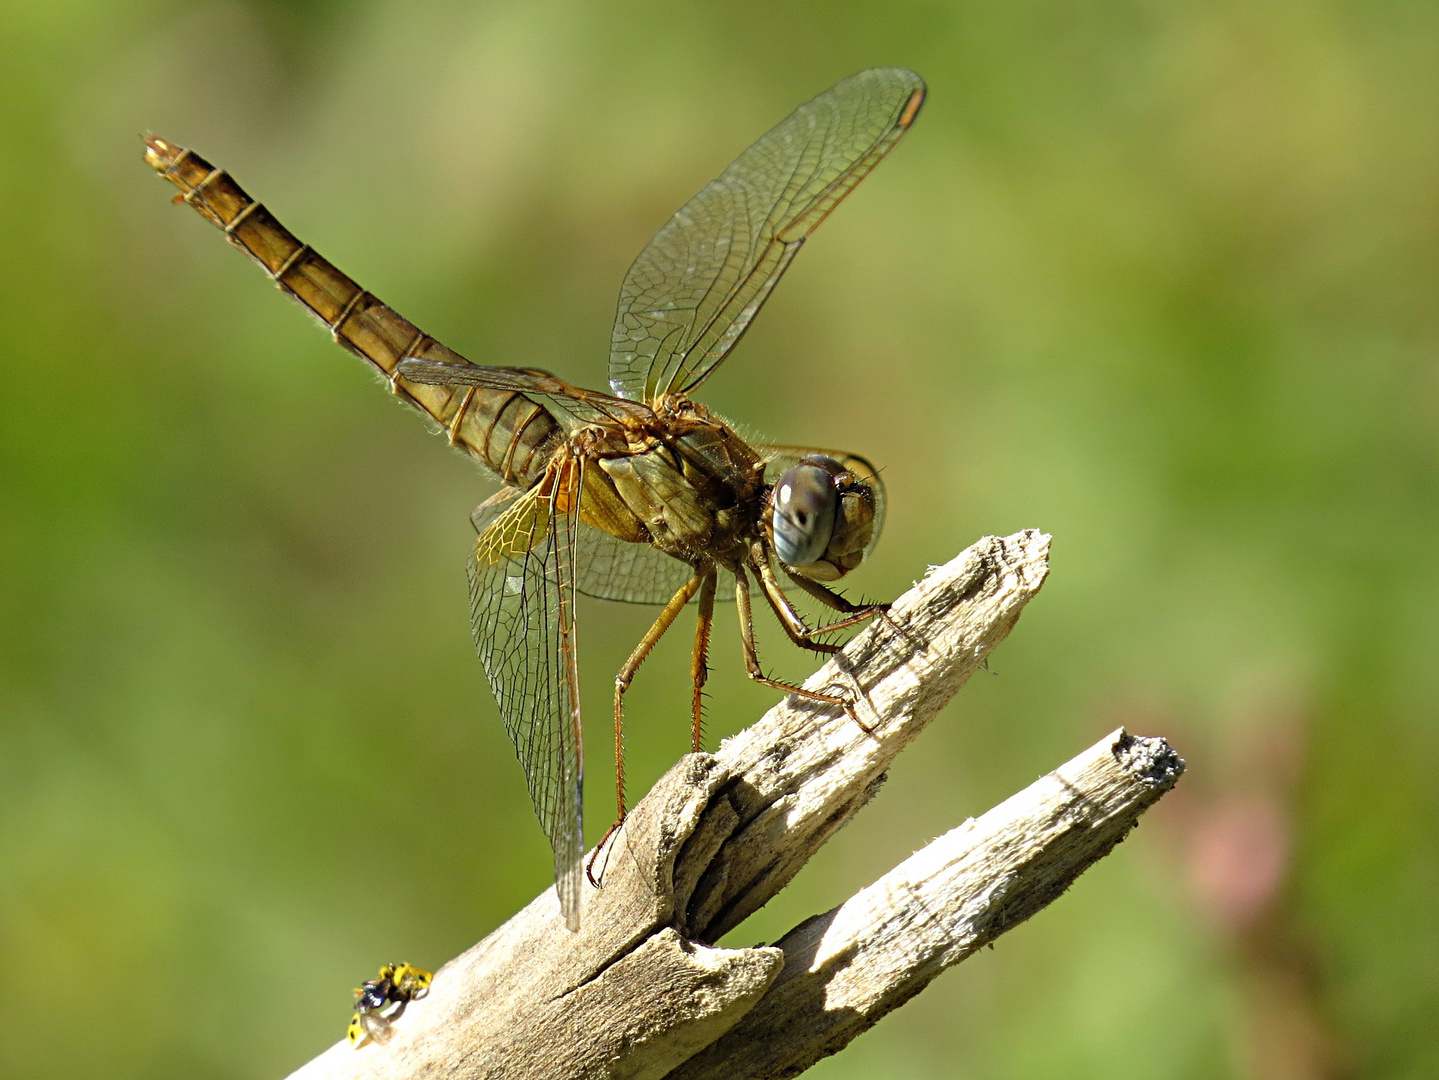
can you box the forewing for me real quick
[762,445,887,560]
[609,68,926,403]
[468,466,584,929]
[399,358,653,430]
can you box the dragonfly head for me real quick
[769,456,879,582]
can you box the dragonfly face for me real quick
[146,67,926,932]
[769,455,880,582]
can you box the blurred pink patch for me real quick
[1187,791,1290,934]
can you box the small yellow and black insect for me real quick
[347,962,433,1047]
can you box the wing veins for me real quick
[608,68,925,404]
[469,466,584,928]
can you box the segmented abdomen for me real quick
[144,137,557,489]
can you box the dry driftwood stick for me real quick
[665,727,1185,1078]
[286,529,1178,1080]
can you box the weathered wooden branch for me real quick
[286,529,1185,1080]
[665,727,1185,1079]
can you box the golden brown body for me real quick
[146,138,774,567]
[146,68,925,930]
[145,137,560,489]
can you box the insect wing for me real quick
[471,486,523,536]
[357,1011,395,1046]
[761,445,887,560]
[468,465,585,930]
[608,68,925,404]
[572,523,698,604]
[398,358,653,430]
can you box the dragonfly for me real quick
[145,66,926,930]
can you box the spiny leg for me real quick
[690,569,718,753]
[783,565,891,617]
[587,570,703,887]
[788,566,910,659]
[734,566,854,716]
[754,552,885,650]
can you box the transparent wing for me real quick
[609,68,926,404]
[468,463,584,929]
[761,445,887,560]
[358,1012,394,1046]
[573,523,698,604]
[399,357,654,431]
[478,487,720,606]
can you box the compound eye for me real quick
[771,464,838,568]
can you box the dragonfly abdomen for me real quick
[448,385,557,487]
[143,136,561,488]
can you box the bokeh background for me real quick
[3,1,1437,1077]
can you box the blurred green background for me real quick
[2,0,1436,1077]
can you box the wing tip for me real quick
[558,859,583,932]
[848,67,927,128]
[898,84,926,129]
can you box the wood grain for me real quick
[284,530,1179,1079]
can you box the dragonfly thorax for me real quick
[594,420,766,563]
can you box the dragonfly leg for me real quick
[783,566,891,618]
[587,570,704,888]
[690,569,718,753]
[734,567,859,723]
[587,818,624,889]
[754,555,885,649]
